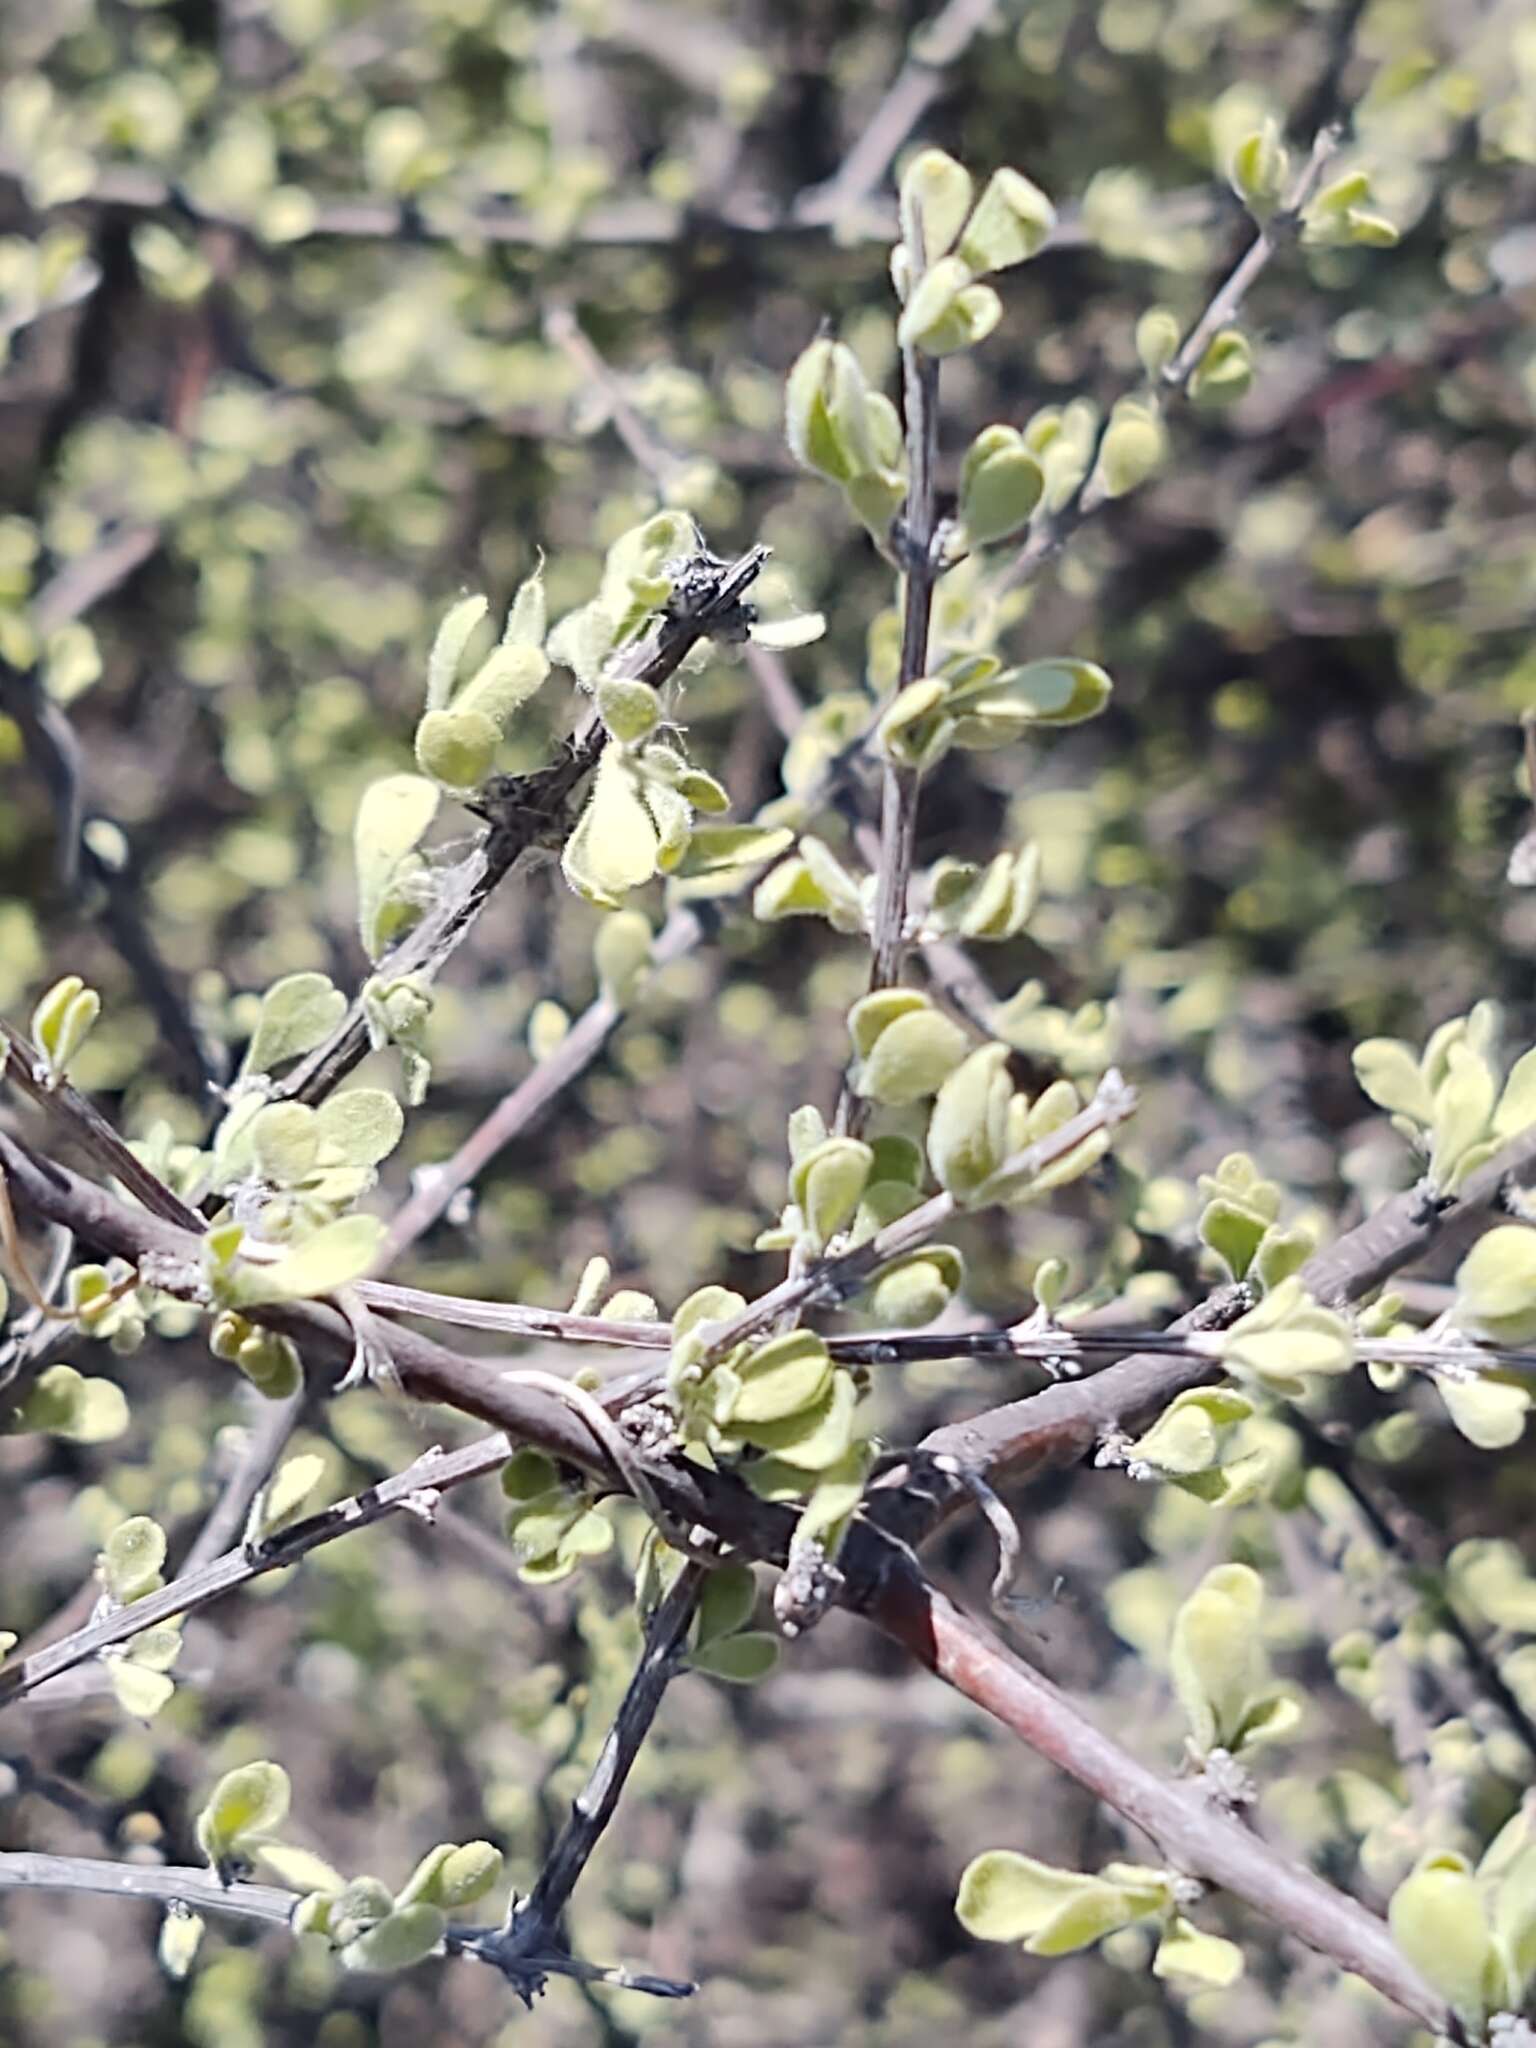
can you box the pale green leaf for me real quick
[227,1215,384,1306]
[245,971,349,1073]
[1153,1917,1245,1986]
[353,778,441,960]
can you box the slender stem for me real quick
[0,1025,204,1230]
[0,1132,620,1474]
[1001,122,1347,602]
[796,0,1003,230]
[889,1120,1536,1532]
[0,146,1204,258]
[1159,124,1344,390]
[0,1853,304,1926]
[0,1852,693,2000]
[175,1389,305,1578]
[544,302,691,494]
[380,906,704,1262]
[1289,1408,1536,1761]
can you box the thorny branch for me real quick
[11,1106,1536,1711]
[471,1563,707,1999]
[872,1119,1536,1546]
[0,1432,515,1711]
[0,1112,1517,2035]
[867,1563,1454,2037]
[0,1851,693,1999]
[269,544,769,1109]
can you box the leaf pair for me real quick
[957,1849,1242,1987]
[414,572,549,792]
[895,154,1056,357]
[1353,1002,1536,1192]
[878,653,1112,772]
[500,1446,615,1585]
[1389,1817,1536,2034]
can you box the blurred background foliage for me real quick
[3,0,1536,2041]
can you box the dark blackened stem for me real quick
[496,1563,706,1956]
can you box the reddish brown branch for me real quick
[867,1560,1453,2036]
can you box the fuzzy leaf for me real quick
[102,1516,167,1603]
[696,1563,758,1646]
[1128,1388,1254,1477]
[1097,400,1166,498]
[1430,1044,1497,1187]
[856,1008,970,1106]
[244,982,347,1092]
[1135,306,1181,378]
[225,1215,384,1307]
[31,973,99,1081]
[728,1330,834,1426]
[1187,328,1254,406]
[354,778,440,960]
[1439,1375,1531,1450]
[791,1137,873,1244]
[256,1843,348,1895]
[426,594,488,711]
[1228,120,1289,216]
[316,1088,404,1168]
[1199,1196,1268,1280]
[1028,1881,1145,1955]
[249,1102,321,1186]
[956,1851,1096,1942]
[414,707,499,791]
[950,658,1111,727]
[255,1451,327,1538]
[866,1246,962,1326]
[1170,1562,1268,1753]
[733,1368,858,1470]
[500,1448,561,1502]
[927,1042,1012,1200]
[1495,1047,1536,1137]
[1153,1917,1245,1986]
[196,1761,290,1868]
[593,909,653,1004]
[958,168,1056,272]
[1456,1227,1536,1346]
[15,1365,129,1443]
[1388,1853,1496,2027]
[957,426,1045,546]
[785,338,876,482]
[749,611,826,651]
[562,748,660,908]
[109,1663,176,1719]
[848,988,932,1058]
[339,1903,446,1974]
[597,675,661,742]
[900,148,973,262]
[158,1906,206,1981]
